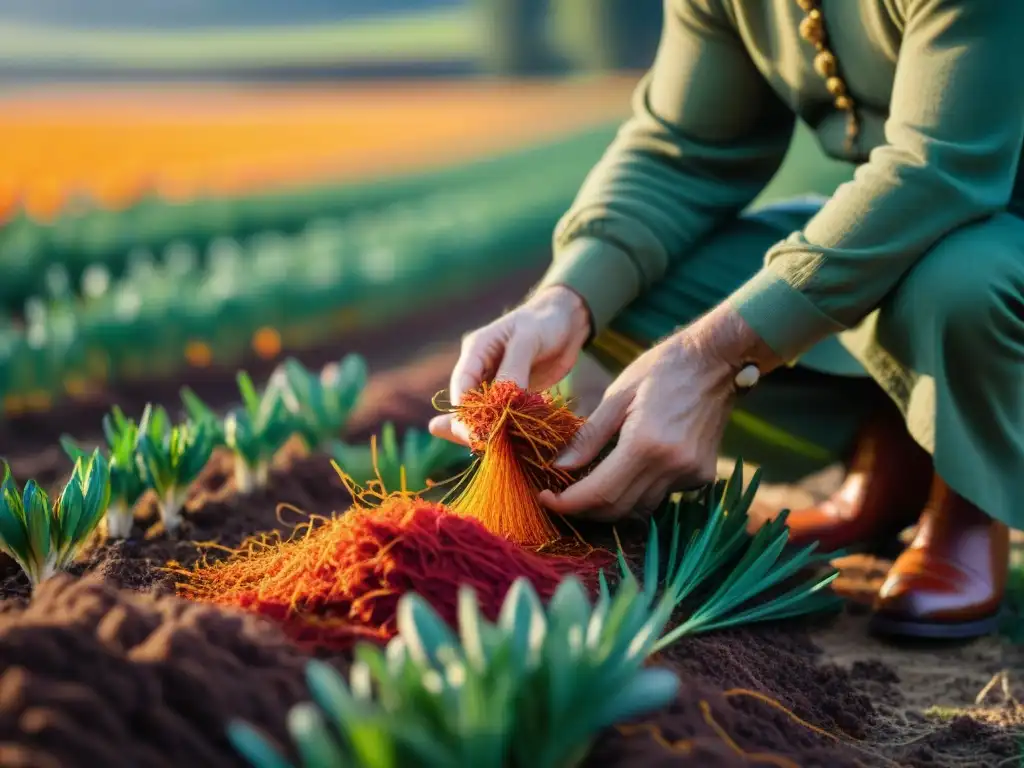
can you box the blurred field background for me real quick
[0,0,853,426]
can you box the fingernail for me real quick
[553,451,577,469]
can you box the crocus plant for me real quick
[223,371,296,493]
[328,421,469,496]
[135,404,214,533]
[180,386,226,447]
[0,451,111,587]
[61,406,147,539]
[632,459,842,647]
[229,575,680,768]
[268,354,367,451]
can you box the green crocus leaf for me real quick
[48,450,111,566]
[306,659,361,726]
[109,422,147,509]
[326,354,367,416]
[70,451,111,546]
[61,409,146,517]
[0,464,30,565]
[181,386,225,445]
[226,722,294,768]
[225,408,260,466]
[174,421,215,487]
[139,403,171,444]
[102,405,133,449]
[496,579,546,679]
[59,434,91,464]
[589,667,679,726]
[136,431,173,497]
[54,468,85,554]
[237,371,263,416]
[22,480,51,572]
[287,704,344,768]
[396,593,459,670]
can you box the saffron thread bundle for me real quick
[440,380,583,546]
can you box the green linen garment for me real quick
[534,0,1024,527]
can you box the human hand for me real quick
[538,304,782,521]
[428,285,592,445]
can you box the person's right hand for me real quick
[428,285,592,446]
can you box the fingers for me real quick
[638,479,673,517]
[541,425,717,520]
[540,441,646,519]
[494,331,538,390]
[450,326,501,406]
[427,414,472,446]
[554,391,629,469]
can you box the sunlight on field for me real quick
[0,78,635,216]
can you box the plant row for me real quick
[0,145,604,417]
[230,462,841,768]
[1,353,470,588]
[0,126,616,311]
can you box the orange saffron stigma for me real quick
[175,493,581,650]
[445,380,583,547]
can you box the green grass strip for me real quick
[0,9,480,69]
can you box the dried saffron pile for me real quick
[446,380,584,546]
[176,494,585,650]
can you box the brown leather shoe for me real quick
[870,477,1008,639]
[783,409,933,553]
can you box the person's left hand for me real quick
[538,326,739,521]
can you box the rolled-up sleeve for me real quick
[729,0,1024,363]
[534,0,795,335]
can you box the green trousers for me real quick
[584,198,1024,530]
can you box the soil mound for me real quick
[0,574,313,768]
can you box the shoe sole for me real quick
[868,611,1003,640]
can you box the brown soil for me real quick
[0,574,316,768]
[1,311,1021,767]
[752,475,1024,768]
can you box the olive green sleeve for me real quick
[533,0,795,335]
[729,0,1024,362]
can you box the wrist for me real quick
[679,302,784,386]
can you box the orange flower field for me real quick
[0,78,633,222]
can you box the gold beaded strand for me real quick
[794,0,860,151]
